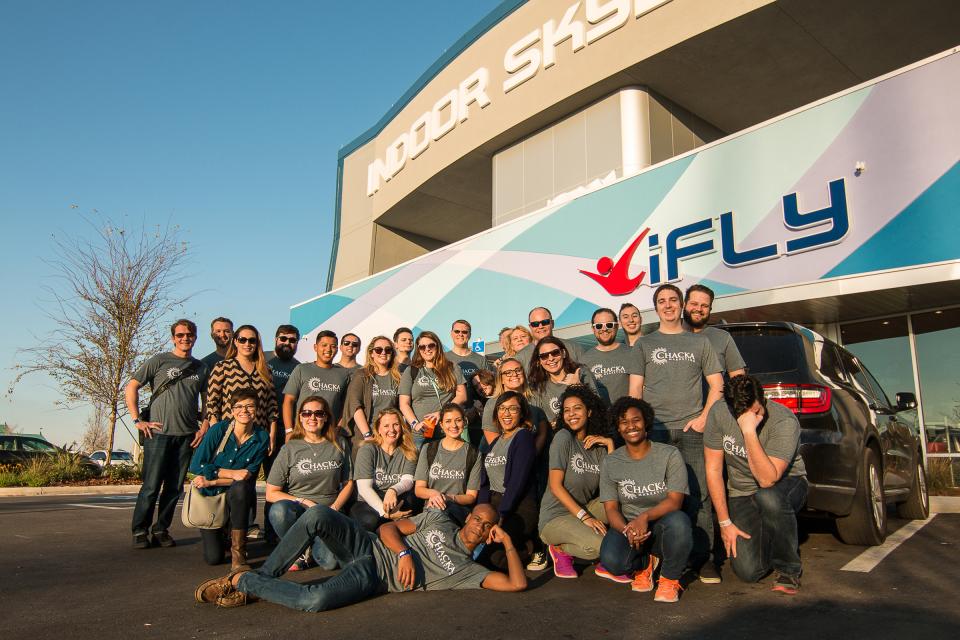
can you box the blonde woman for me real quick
[266,396,352,571]
[349,408,417,531]
[399,330,467,449]
[344,336,401,453]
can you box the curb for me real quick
[930,496,960,514]
[0,481,268,498]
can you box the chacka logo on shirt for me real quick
[617,479,667,499]
[484,452,507,468]
[166,366,200,382]
[375,466,401,487]
[549,397,561,414]
[429,461,464,481]
[295,458,342,475]
[423,530,457,574]
[416,373,434,388]
[308,378,342,393]
[590,363,627,379]
[570,452,600,475]
[270,367,290,382]
[650,347,696,366]
[722,434,747,459]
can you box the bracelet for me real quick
[718,518,733,528]
[362,432,374,440]
[285,428,293,434]
[295,497,303,505]
[576,508,588,521]
[397,548,412,559]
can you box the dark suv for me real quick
[716,322,928,545]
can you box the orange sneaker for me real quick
[654,577,683,603]
[631,555,659,592]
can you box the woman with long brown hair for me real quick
[399,330,467,449]
[528,336,600,425]
[344,335,401,454]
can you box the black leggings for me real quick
[480,490,539,570]
[199,479,257,565]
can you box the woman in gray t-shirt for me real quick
[266,396,353,571]
[349,408,418,531]
[482,358,549,453]
[344,336,401,453]
[539,385,614,577]
[527,337,600,425]
[596,397,691,603]
[398,331,467,449]
[414,403,482,525]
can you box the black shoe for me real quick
[699,562,722,584]
[132,532,151,549]
[151,531,176,548]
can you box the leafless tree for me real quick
[79,403,110,453]
[9,216,192,465]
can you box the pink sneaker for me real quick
[594,563,632,584]
[548,545,577,579]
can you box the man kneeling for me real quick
[195,503,527,610]
[704,375,808,595]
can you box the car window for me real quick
[0,436,16,451]
[723,326,802,374]
[818,343,849,383]
[91,452,105,460]
[112,452,132,460]
[837,349,884,406]
[20,438,56,452]
[859,360,894,409]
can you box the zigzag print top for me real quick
[204,358,279,429]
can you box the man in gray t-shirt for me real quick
[683,284,746,381]
[282,331,351,433]
[211,504,527,611]
[581,307,642,406]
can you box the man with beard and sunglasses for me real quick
[580,308,642,407]
[515,307,585,374]
[683,284,745,379]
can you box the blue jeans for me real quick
[599,511,692,580]
[653,429,713,566]
[728,475,808,581]
[238,505,385,612]
[268,500,338,570]
[131,434,193,534]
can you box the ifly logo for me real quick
[580,179,850,295]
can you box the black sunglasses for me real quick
[372,346,394,355]
[529,319,553,328]
[537,348,563,361]
[342,340,360,348]
[418,343,438,351]
[276,335,298,343]
[235,336,258,345]
[300,410,328,419]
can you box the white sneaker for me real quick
[526,550,548,571]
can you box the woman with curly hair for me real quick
[538,385,615,578]
[527,336,600,425]
[349,408,418,531]
[399,330,467,449]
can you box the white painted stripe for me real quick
[840,516,936,572]
[65,503,133,511]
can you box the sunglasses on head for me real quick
[235,336,258,345]
[537,348,563,361]
[276,335,298,343]
[418,343,438,351]
[593,322,617,330]
[300,409,327,419]
[529,319,553,328]
[372,346,394,355]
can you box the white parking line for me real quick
[840,515,937,572]
[65,503,133,510]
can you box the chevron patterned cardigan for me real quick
[204,358,279,429]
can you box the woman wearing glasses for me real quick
[204,324,278,455]
[189,388,269,570]
[335,333,362,374]
[344,336,401,454]
[399,331,467,449]
[528,336,600,425]
[265,396,353,571]
[482,358,549,453]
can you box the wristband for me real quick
[362,432,374,440]
[397,548,412,559]
[285,428,293,434]
[576,508,588,521]
[718,518,733,528]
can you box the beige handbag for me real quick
[181,425,234,529]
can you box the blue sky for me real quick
[0,1,503,447]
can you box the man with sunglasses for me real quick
[335,333,363,378]
[515,307,585,374]
[125,319,210,550]
[446,320,489,427]
[580,308,642,406]
[283,330,351,439]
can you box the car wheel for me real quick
[836,447,887,546]
[896,458,929,520]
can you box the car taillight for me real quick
[763,384,831,414]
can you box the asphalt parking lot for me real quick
[1,493,958,640]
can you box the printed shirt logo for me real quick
[375,466,401,488]
[549,397,561,415]
[416,373,434,388]
[423,529,457,574]
[722,434,747,459]
[429,461,464,481]
[617,478,667,500]
[295,457,342,475]
[570,452,600,475]
[372,382,396,398]
[650,347,696,365]
[579,228,649,296]
[308,378,342,393]
[165,366,200,382]
[590,363,627,379]
[485,452,507,468]
[270,366,290,381]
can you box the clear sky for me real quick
[0,1,503,448]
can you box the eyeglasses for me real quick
[537,348,563,361]
[276,335,298,343]
[174,332,195,339]
[300,410,327,419]
[452,329,470,336]
[235,336,258,345]
[342,340,360,348]
[497,405,521,415]
[529,319,553,328]
[418,343,438,352]
[232,403,256,413]
[593,322,618,331]
[500,368,523,378]
[372,346,394,355]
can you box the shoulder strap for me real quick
[147,358,201,410]
[214,423,234,455]
[425,439,441,468]
[463,444,478,494]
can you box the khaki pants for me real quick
[539,497,607,560]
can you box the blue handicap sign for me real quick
[471,340,484,354]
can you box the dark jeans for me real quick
[198,479,257,565]
[268,500,338,570]
[599,510,692,580]
[238,505,386,612]
[728,475,808,581]
[652,429,713,567]
[349,496,412,532]
[479,490,539,569]
[131,434,193,535]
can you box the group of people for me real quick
[125,282,808,615]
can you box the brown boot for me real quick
[230,529,251,572]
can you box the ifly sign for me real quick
[580,179,850,295]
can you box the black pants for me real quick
[131,434,193,535]
[480,490,538,569]
[199,479,257,565]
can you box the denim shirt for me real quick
[188,420,269,496]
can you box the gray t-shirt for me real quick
[531,369,600,424]
[132,352,209,436]
[481,396,547,434]
[265,352,300,404]
[599,443,688,520]
[538,429,607,530]
[353,443,417,500]
[580,344,642,406]
[372,510,490,592]
[482,434,513,494]
[370,373,400,418]
[704,400,807,498]
[701,326,746,375]
[267,437,351,505]
[515,337,585,374]
[201,351,224,371]
[636,331,722,430]
[399,366,465,420]
[414,441,482,495]
[283,362,351,424]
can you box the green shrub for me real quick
[0,468,21,487]
[926,457,955,495]
[19,458,53,487]
[47,447,97,483]
[103,462,141,483]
